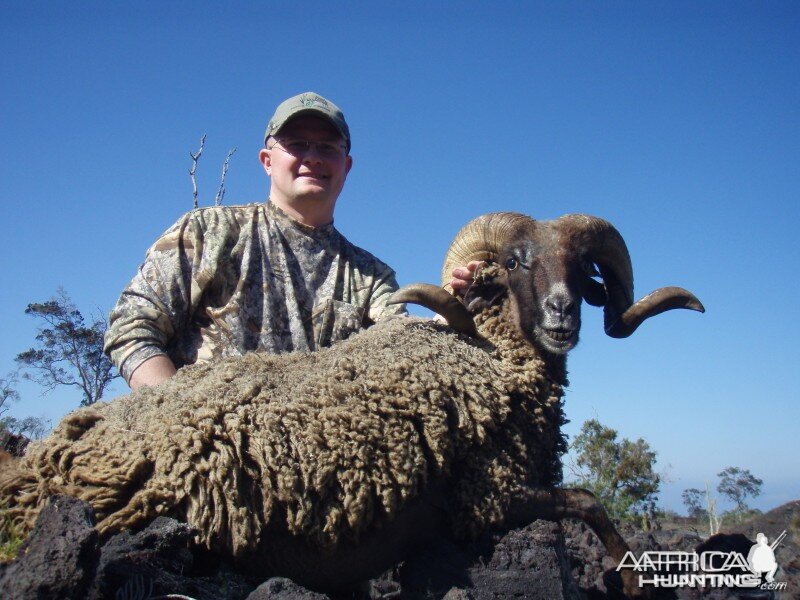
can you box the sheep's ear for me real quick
[463,266,509,314]
[581,276,607,307]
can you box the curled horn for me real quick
[388,213,532,338]
[554,214,705,338]
[441,212,535,291]
[387,283,479,338]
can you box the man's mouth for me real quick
[298,172,328,180]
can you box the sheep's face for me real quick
[468,224,605,356]
[436,211,703,350]
[503,244,581,354]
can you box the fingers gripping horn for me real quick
[390,213,534,338]
[387,283,479,338]
[555,214,705,338]
[441,212,535,292]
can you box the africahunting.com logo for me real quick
[617,530,788,591]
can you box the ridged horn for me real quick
[387,283,479,338]
[606,286,705,338]
[554,214,704,337]
[441,212,535,292]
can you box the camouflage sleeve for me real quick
[366,264,407,322]
[103,211,209,383]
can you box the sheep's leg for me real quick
[507,486,649,599]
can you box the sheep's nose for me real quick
[545,294,574,319]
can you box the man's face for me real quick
[260,115,352,214]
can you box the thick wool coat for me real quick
[1,301,566,566]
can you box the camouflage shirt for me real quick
[104,201,406,383]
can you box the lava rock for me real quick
[0,495,99,600]
[87,516,197,599]
[246,577,330,599]
[399,519,582,599]
[88,516,256,600]
[0,494,258,600]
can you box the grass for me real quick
[0,507,24,563]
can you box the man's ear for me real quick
[259,148,272,176]
[345,154,353,176]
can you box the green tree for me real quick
[681,487,707,520]
[572,418,661,519]
[717,466,762,513]
[15,288,118,406]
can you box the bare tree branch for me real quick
[189,134,207,209]
[215,147,237,206]
[706,482,720,536]
[0,372,21,419]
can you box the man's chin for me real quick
[292,184,341,203]
[293,191,330,203]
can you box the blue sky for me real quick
[1,2,797,514]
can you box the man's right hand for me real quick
[129,355,177,391]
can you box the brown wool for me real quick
[0,307,567,563]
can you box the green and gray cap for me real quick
[264,92,351,152]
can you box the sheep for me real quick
[0,211,703,597]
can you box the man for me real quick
[105,92,476,390]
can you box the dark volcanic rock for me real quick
[563,519,677,600]
[10,496,719,600]
[87,516,198,599]
[399,519,582,599]
[0,495,99,600]
[0,495,257,600]
[227,520,588,599]
[246,577,330,599]
[87,516,257,600]
[0,498,665,600]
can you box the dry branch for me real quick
[189,134,207,209]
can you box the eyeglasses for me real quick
[269,138,348,160]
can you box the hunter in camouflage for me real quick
[104,92,408,388]
[104,200,405,384]
[105,91,473,389]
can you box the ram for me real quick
[0,212,703,597]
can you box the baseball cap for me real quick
[264,92,351,152]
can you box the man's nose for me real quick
[302,145,324,163]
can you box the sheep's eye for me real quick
[505,257,519,271]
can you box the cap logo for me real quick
[300,94,329,109]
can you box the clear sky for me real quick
[1,2,797,515]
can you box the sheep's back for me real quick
[1,316,564,560]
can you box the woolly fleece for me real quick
[0,307,566,563]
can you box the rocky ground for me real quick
[0,496,797,599]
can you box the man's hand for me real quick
[449,261,484,295]
[129,355,177,391]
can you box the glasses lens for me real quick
[277,139,346,159]
[316,142,345,158]
[284,140,310,156]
